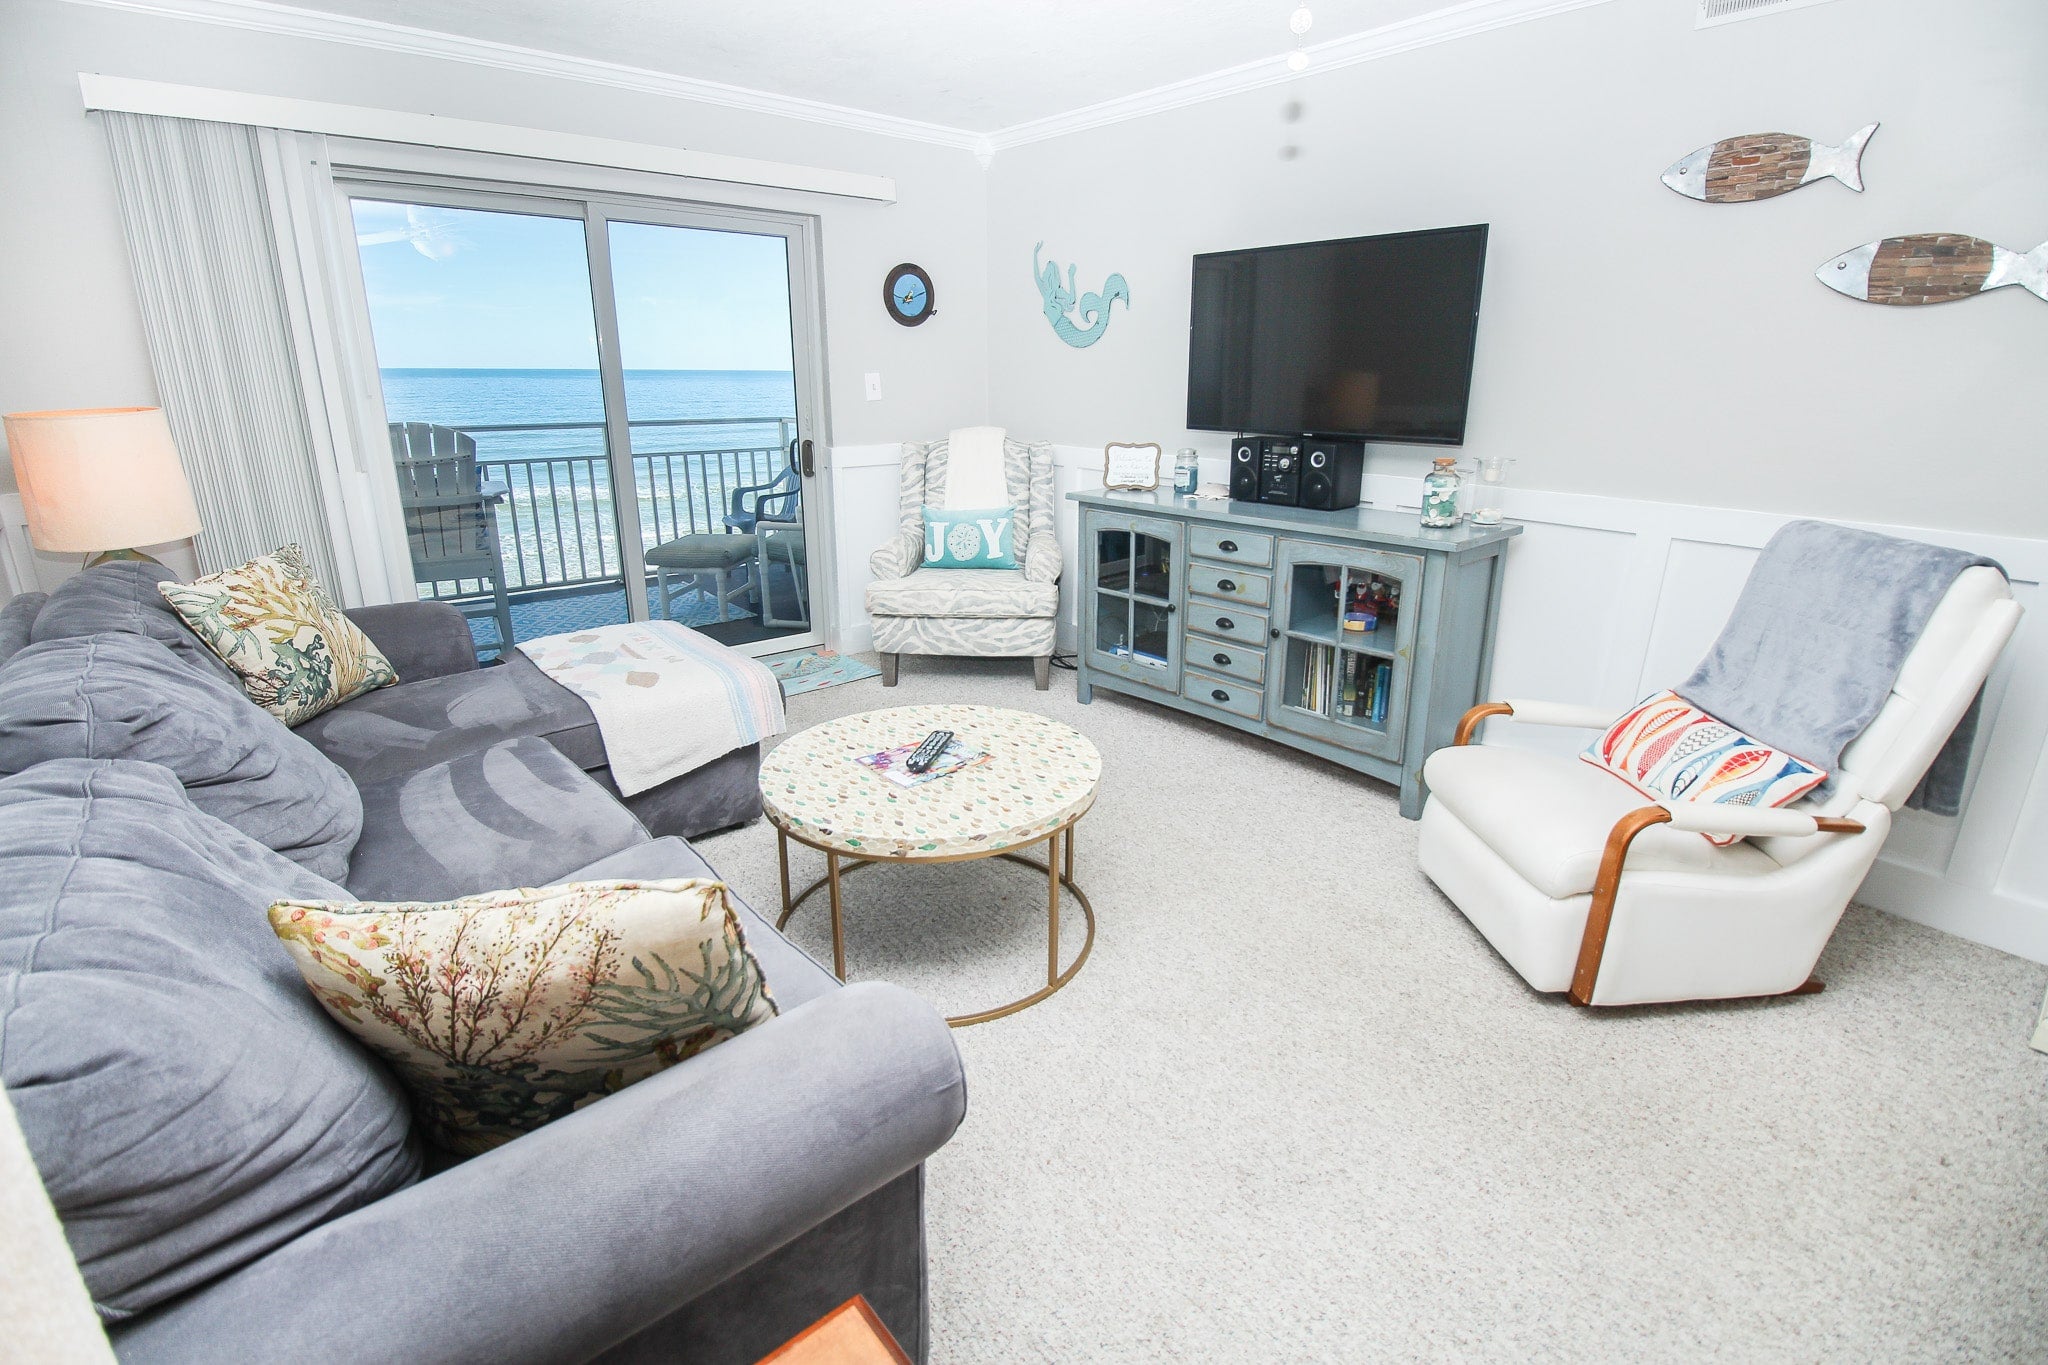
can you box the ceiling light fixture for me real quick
[1286,49,1310,72]
[1290,5,1315,35]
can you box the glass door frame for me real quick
[333,169,833,657]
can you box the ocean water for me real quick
[381,368,797,591]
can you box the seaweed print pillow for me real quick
[268,878,779,1154]
[158,545,396,725]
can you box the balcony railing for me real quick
[406,415,793,599]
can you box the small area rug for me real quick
[766,647,882,696]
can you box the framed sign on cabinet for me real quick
[1103,442,1162,491]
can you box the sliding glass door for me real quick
[348,184,823,660]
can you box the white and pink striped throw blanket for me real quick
[517,621,786,796]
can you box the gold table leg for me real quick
[1046,828,1061,987]
[776,828,793,926]
[827,850,846,980]
[774,816,1095,1027]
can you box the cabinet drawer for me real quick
[1187,635,1265,684]
[1189,526,1273,568]
[1183,669,1263,721]
[1189,563,1270,608]
[1184,602,1268,646]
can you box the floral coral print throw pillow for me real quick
[158,544,396,725]
[268,878,779,1154]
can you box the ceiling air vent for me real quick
[1696,0,1842,27]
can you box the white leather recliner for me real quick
[1419,566,2022,1007]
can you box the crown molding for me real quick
[985,0,1617,151]
[58,0,988,153]
[60,0,1616,161]
[80,73,897,201]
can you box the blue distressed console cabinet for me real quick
[1069,490,1520,818]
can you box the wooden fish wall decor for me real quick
[1817,234,2048,305]
[1662,123,1877,203]
[1035,242,1129,348]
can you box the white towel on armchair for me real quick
[942,426,1009,509]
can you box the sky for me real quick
[351,199,797,371]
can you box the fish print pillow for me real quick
[268,878,779,1155]
[921,505,1020,570]
[159,545,396,726]
[1581,691,1827,845]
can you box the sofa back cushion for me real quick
[0,592,46,666]
[0,759,418,1322]
[29,561,238,690]
[0,634,364,883]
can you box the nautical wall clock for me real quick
[884,262,935,326]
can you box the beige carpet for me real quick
[697,656,2048,1361]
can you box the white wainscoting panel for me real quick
[831,442,2047,963]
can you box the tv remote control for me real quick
[905,729,955,773]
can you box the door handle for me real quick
[1270,628,1281,639]
[798,439,816,477]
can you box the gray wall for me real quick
[985,0,2048,536]
[0,0,991,495]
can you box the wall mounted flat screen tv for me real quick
[1187,223,1488,446]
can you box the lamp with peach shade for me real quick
[3,407,202,567]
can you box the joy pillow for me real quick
[922,505,1019,569]
[1581,691,1827,845]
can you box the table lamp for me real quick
[3,407,202,567]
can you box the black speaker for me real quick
[1257,438,1303,506]
[1299,439,1364,511]
[1228,438,1261,501]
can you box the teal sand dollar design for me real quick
[1035,242,1129,348]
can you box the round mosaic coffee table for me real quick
[758,704,1101,1027]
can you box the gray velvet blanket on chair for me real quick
[1676,519,2002,816]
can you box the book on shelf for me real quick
[854,738,990,789]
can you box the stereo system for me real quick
[1230,436,1364,511]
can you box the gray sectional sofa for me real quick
[0,563,966,1363]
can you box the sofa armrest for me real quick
[868,528,924,581]
[346,602,479,680]
[110,983,964,1365]
[1022,531,1062,585]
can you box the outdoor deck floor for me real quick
[456,569,807,658]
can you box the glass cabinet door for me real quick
[1263,538,1423,761]
[1085,513,1183,692]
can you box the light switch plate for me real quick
[863,372,882,401]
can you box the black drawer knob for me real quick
[1166,603,1177,614]
[1218,578,1237,592]
[1211,688,1229,703]
[1213,652,1230,666]
[1270,628,1281,639]
[1216,616,1234,630]
[1218,539,1238,552]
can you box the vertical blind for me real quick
[99,111,345,593]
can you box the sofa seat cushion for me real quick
[0,759,418,1322]
[345,736,648,903]
[1423,744,1781,901]
[28,560,239,690]
[864,568,1058,620]
[296,649,603,781]
[0,634,363,882]
[0,591,46,666]
[560,836,840,1012]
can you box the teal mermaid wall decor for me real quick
[1035,242,1129,348]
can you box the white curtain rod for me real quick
[77,73,898,204]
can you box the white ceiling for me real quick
[244,0,1462,133]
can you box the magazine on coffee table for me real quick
[854,738,991,789]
